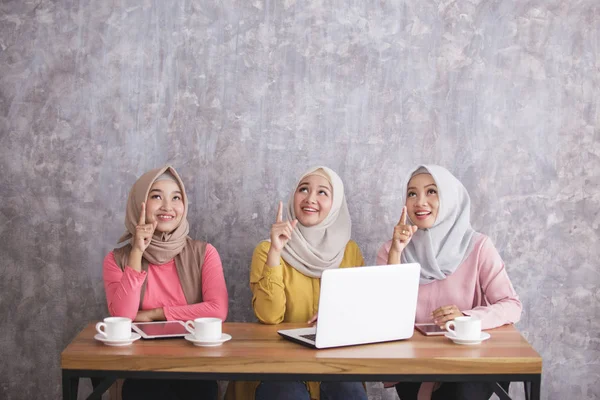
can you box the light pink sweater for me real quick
[376,234,522,329]
[103,243,228,322]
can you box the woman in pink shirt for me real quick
[377,165,522,400]
[103,165,228,400]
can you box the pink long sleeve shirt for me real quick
[103,243,228,322]
[377,233,521,330]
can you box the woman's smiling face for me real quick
[405,173,439,229]
[145,179,185,233]
[293,174,333,227]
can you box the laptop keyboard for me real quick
[300,334,316,341]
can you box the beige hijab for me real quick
[118,165,190,265]
[113,165,206,306]
[280,166,352,278]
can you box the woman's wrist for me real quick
[387,248,401,265]
[128,249,144,271]
[130,248,143,258]
[266,247,282,267]
[135,308,165,322]
[152,307,166,321]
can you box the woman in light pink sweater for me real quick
[377,165,521,400]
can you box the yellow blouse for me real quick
[224,240,365,400]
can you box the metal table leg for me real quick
[529,376,541,400]
[492,382,511,400]
[62,372,79,400]
[88,377,117,400]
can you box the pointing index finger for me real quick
[139,202,146,225]
[398,206,407,225]
[276,201,283,223]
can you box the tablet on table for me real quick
[415,323,446,336]
[131,321,188,339]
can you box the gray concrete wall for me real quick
[0,1,598,399]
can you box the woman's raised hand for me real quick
[391,206,418,253]
[266,201,298,267]
[270,201,298,252]
[133,202,158,253]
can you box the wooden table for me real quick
[61,322,541,400]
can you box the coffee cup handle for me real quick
[95,322,108,338]
[184,320,195,334]
[445,321,456,335]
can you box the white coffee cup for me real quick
[445,316,481,340]
[95,317,132,340]
[185,317,222,341]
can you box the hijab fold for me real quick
[118,166,190,265]
[113,165,205,306]
[400,165,476,284]
[280,166,351,278]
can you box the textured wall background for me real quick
[1,0,598,399]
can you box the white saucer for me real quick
[445,332,490,345]
[94,333,141,346]
[184,333,232,347]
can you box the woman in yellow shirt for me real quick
[225,166,367,400]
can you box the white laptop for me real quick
[278,263,420,349]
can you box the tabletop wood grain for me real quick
[61,323,541,376]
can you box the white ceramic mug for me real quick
[95,317,132,340]
[445,316,481,340]
[185,317,222,341]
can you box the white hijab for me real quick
[280,166,352,278]
[401,165,476,284]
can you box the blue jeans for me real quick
[255,380,367,400]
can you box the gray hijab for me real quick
[401,165,476,284]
